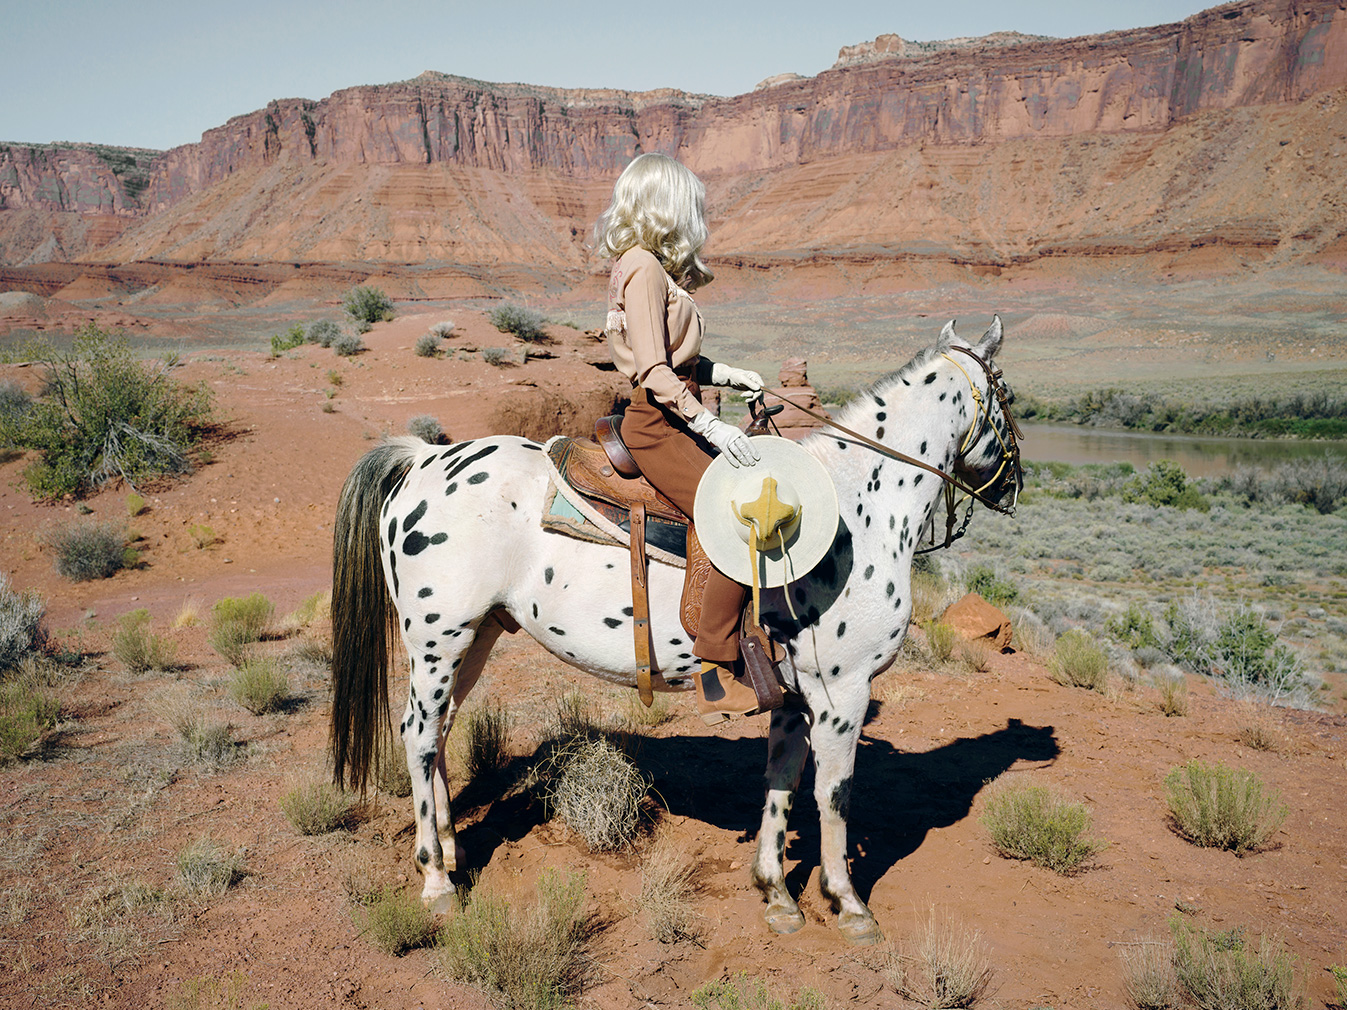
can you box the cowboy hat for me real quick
[693,435,839,589]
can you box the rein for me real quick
[758,345,1023,519]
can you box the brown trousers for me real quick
[621,384,745,664]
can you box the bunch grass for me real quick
[1164,760,1287,853]
[1170,919,1303,1010]
[111,608,176,674]
[227,657,288,715]
[352,887,441,956]
[280,780,357,835]
[980,779,1106,874]
[1050,629,1109,691]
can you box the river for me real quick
[1019,422,1347,477]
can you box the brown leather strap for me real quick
[629,502,654,707]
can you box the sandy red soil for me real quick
[1,309,1345,1009]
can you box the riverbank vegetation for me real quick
[945,459,1346,710]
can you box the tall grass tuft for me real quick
[1049,629,1108,691]
[351,887,441,956]
[980,778,1106,874]
[1119,940,1178,1010]
[280,780,357,835]
[924,621,959,664]
[459,698,510,781]
[633,844,701,944]
[885,905,997,1009]
[155,691,237,768]
[438,869,594,1010]
[692,973,827,1010]
[1170,919,1303,1010]
[208,593,274,666]
[111,608,176,674]
[174,838,245,897]
[0,668,60,764]
[227,657,288,715]
[1157,674,1189,717]
[1164,760,1287,854]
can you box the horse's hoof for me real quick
[838,914,884,947]
[764,904,806,935]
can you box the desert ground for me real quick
[1,265,1346,1009]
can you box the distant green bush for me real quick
[489,303,548,342]
[1050,629,1108,691]
[414,332,441,358]
[332,331,365,357]
[1165,759,1287,853]
[9,325,213,499]
[1122,460,1209,511]
[270,323,307,355]
[964,564,1020,607]
[0,379,33,445]
[1106,602,1161,650]
[111,608,176,674]
[481,347,512,367]
[342,286,394,326]
[43,520,127,581]
[209,593,274,666]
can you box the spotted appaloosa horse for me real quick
[330,317,1019,945]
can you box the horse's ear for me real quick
[938,320,957,349]
[976,315,1004,359]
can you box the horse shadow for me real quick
[453,717,1058,903]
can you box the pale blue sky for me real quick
[3,1,1213,151]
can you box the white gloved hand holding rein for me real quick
[710,362,765,404]
[689,410,759,468]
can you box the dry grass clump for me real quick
[43,520,129,581]
[1164,760,1287,854]
[632,842,702,944]
[958,640,992,673]
[274,591,328,636]
[1006,605,1053,659]
[876,677,928,709]
[172,598,203,629]
[227,656,288,715]
[430,320,455,339]
[280,780,358,835]
[924,621,959,664]
[910,570,949,625]
[458,697,511,781]
[1119,940,1178,1010]
[351,886,441,956]
[69,875,173,969]
[616,690,675,731]
[207,593,274,666]
[552,689,597,741]
[1170,920,1303,1010]
[1,571,48,671]
[1235,706,1283,752]
[174,839,245,897]
[155,690,238,768]
[165,971,259,1010]
[885,905,997,1008]
[1049,629,1108,691]
[437,869,595,1010]
[542,736,649,851]
[374,731,412,797]
[111,608,176,674]
[691,972,826,1009]
[0,665,61,764]
[980,778,1106,874]
[1157,673,1189,717]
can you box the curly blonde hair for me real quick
[593,153,713,289]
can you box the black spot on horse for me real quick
[830,665,840,677]
[549,626,566,636]
[424,654,440,664]
[876,411,886,421]
[863,565,873,580]
[418,587,433,598]
[886,581,895,597]
[467,472,489,485]
[403,531,433,555]
[402,499,428,532]
[920,440,927,455]
[876,426,885,439]
[387,518,397,546]
[603,617,622,628]
[924,372,937,384]
[417,847,430,865]
[545,567,554,585]
[445,482,458,495]
[829,776,853,818]
[425,613,440,623]
[445,443,499,481]
[874,395,885,407]
[622,606,633,616]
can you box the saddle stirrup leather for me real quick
[629,502,655,706]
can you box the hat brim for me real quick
[693,436,839,588]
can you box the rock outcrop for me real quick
[1,0,1344,268]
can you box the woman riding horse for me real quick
[593,152,768,723]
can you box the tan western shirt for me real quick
[605,246,711,420]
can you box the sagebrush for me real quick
[352,887,441,956]
[280,781,357,835]
[43,520,128,581]
[1170,919,1303,1010]
[1164,760,1287,853]
[980,779,1105,874]
[342,286,394,325]
[208,593,274,666]
[489,303,548,342]
[0,572,47,672]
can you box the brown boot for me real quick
[694,661,761,725]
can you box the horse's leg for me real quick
[751,698,812,934]
[398,618,500,911]
[810,682,883,946]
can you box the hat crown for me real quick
[733,476,801,551]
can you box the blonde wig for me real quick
[594,153,714,289]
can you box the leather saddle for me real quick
[546,416,784,714]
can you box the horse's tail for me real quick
[330,436,420,792]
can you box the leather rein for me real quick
[757,344,1024,552]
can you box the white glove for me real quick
[710,361,765,404]
[689,410,759,468]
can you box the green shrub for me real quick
[1330,964,1347,1007]
[980,779,1105,874]
[332,331,365,357]
[342,285,394,325]
[352,887,441,956]
[174,838,245,896]
[307,319,342,347]
[0,572,47,672]
[460,698,510,781]
[280,781,357,834]
[437,869,594,1010]
[11,325,212,498]
[693,972,827,1010]
[964,564,1020,607]
[407,414,445,443]
[924,621,959,663]
[269,323,307,355]
[227,657,288,715]
[542,737,649,852]
[208,593,274,666]
[1106,602,1161,650]
[111,608,176,674]
[1164,760,1287,853]
[414,332,441,358]
[1119,940,1177,1010]
[43,520,127,581]
[125,491,147,517]
[1170,919,1303,1010]
[1121,460,1208,511]
[1049,629,1108,691]
[1158,675,1189,717]
[489,303,548,342]
[0,673,60,764]
[157,692,238,768]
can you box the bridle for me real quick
[753,343,1024,553]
